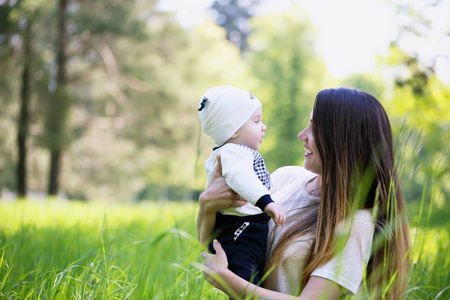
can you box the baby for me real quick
[198,85,285,284]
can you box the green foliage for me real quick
[0,0,447,206]
[41,86,73,151]
[345,46,450,221]
[211,0,261,53]
[247,7,332,171]
[73,1,149,38]
[342,73,385,100]
[0,0,253,199]
[382,46,450,211]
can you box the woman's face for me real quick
[298,110,322,175]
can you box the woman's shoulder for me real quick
[271,166,317,194]
[272,166,314,182]
[354,209,374,226]
[348,209,375,238]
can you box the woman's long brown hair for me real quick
[265,88,411,299]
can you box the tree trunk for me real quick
[47,0,68,196]
[48,149,61,195]
[17,20,32,199]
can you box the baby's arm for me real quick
[198,156,246,245]
[220,145,285,224]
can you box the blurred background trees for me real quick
[0,0,448,206]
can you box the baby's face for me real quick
[232,107,267,151]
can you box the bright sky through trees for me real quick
[158,0,450,83]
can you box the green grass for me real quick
[0,201,224,299]
[406,201,450,300]
[0,199,448,299]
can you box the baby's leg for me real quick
[209,213,269,284]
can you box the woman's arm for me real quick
[202,240,341,300]
[197,210,217,245]
[197,156,247,244]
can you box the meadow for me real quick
[0,198,448,299]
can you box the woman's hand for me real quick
[198,156,247,214]
[201,239,230,290]
[201,241,301,300]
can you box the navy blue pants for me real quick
[209,212,270,285]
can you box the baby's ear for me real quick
[230,133,238,139]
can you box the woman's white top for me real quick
[267,166,375,295]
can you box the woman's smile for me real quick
[304,146,313,156]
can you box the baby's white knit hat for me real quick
[198,85,262,146]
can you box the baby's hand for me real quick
[264,202,285,226]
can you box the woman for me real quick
[198,88,411,299]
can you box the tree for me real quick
[45,0,69,196]
[0,0,273,201]
[342,73,385,100]
[211,0,261,53]
[247,7,331,171]
[0,2,22,195]
[43,2,250,201]
[378,0,450,211]
[17,16,32,198]
[40,0,151,198]
[0,1,44,198]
